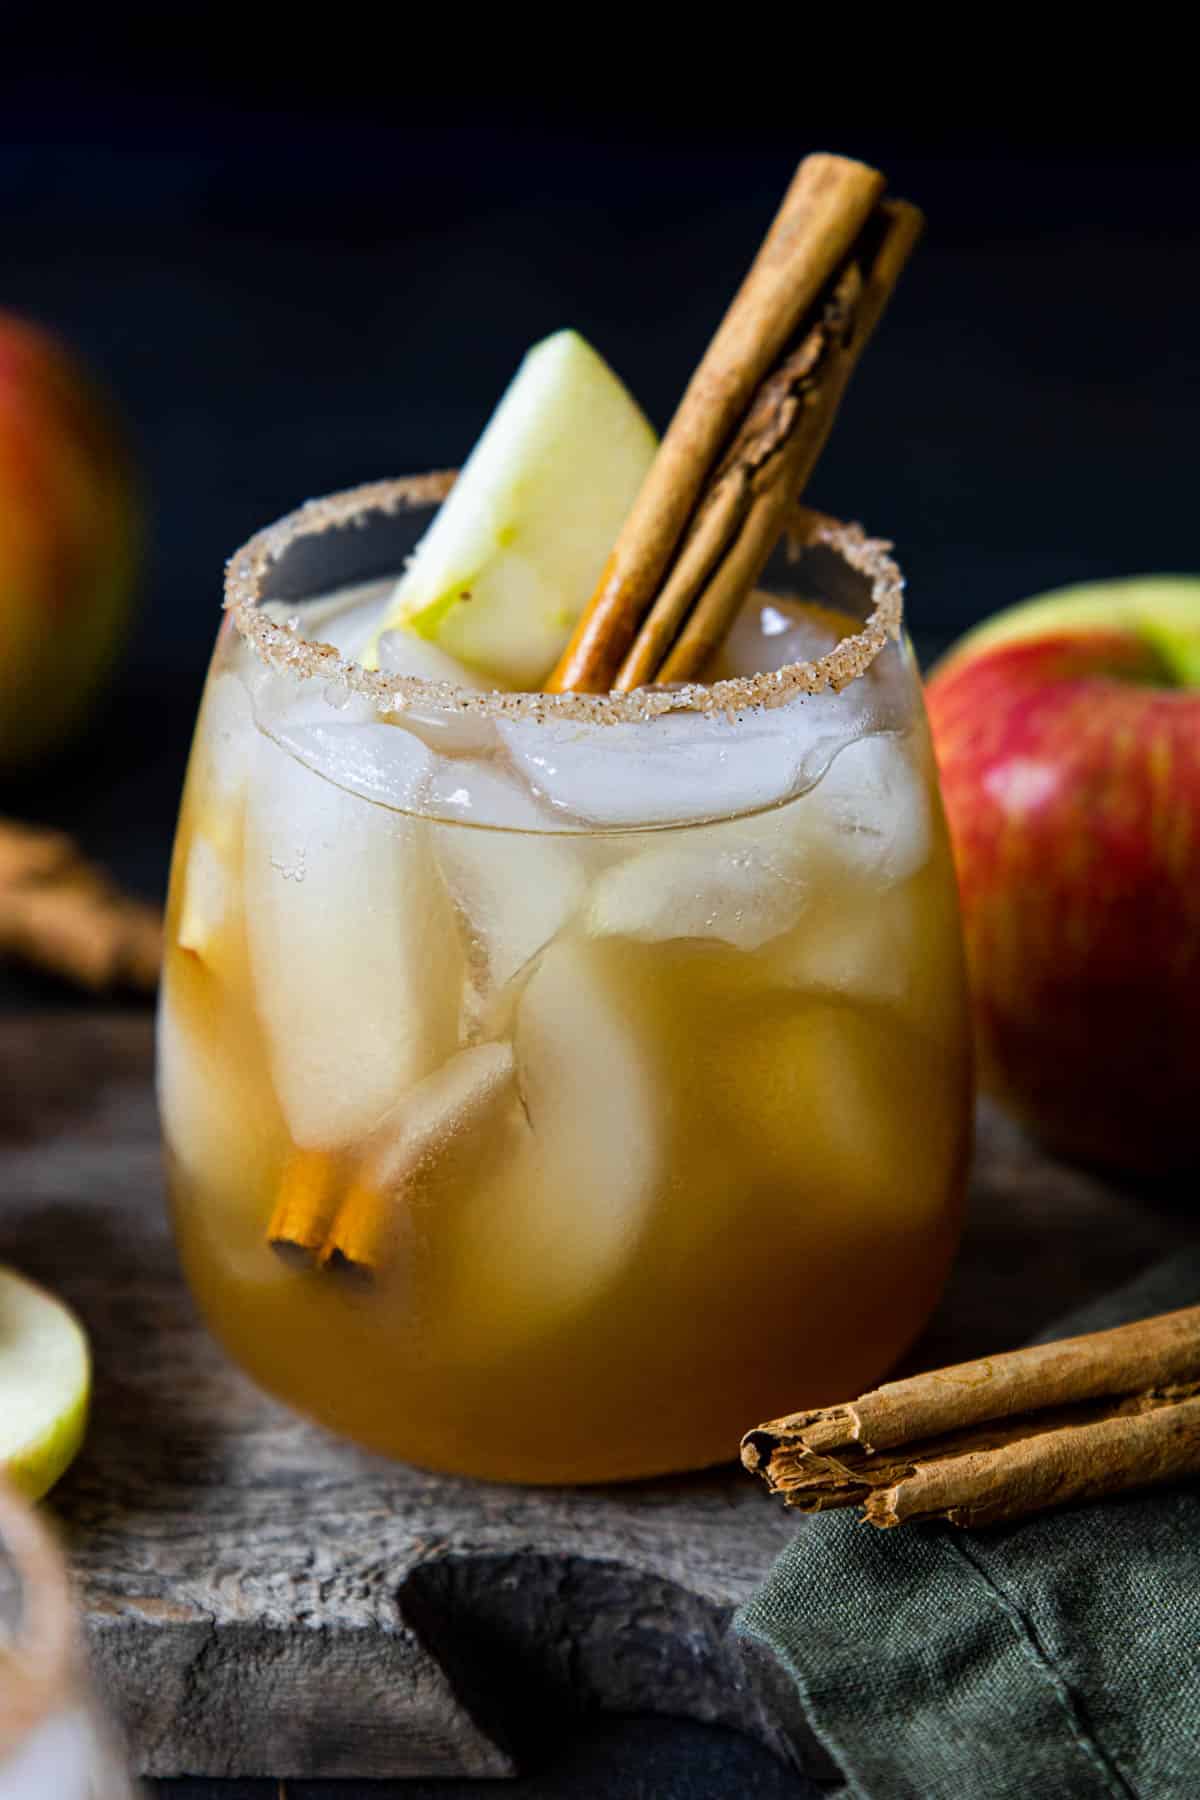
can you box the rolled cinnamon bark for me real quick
[743,1305,1200,1529]
[267,1150,342,1267]
[651,200,922,687]
[268,1042,516,1279]
[547,152,886,693]
[869,1395,1200,1529]
[0,815,162,991]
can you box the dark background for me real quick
[4,32,1199,947]
[2,25,1198,1794]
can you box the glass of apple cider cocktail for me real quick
[157,473,972,1485]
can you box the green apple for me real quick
[0,1264,90,1500]
[359,330,656,687]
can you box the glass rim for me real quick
[224,471,905,725]
[0,1480,76,1761]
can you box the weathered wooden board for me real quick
[1,1012,1192,1780]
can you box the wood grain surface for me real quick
[1,1012,1191,1781]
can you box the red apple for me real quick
[925,577,1200,1176]
[0,313,140,770]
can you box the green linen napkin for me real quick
[736,1248,1200,1799]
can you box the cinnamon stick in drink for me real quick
[267,1150,390,1279]
[649,200,922,686]
[268,1043,516,1279]
[267,1150,343,1267]
[742,1306,1200,1529]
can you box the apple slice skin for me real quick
[6,1383,89,1501]
[0,1265,90,1501]
[926,583,1200,1175]
[361,329,657,687]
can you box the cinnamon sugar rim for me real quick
[224,472,904,723]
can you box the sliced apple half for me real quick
[0,1264,90,1500]
[358,330,657,688]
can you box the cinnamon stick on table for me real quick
[742,1307,1200,1529]
[0,816,161,991]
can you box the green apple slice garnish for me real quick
[0,1264,90,1500]
[359,330,657,688]
[939,576,1200,687]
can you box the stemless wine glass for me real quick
[158,474,973,1484]
[0,1482,138,1799]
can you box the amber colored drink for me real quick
[159,480,972,1484]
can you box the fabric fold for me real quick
[736,1249,1200,1800]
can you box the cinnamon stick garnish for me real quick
[547,153,888,694]
[742,1306,1200,1529]
[647,200,922,686]
[264,155,919,1275]
[0,816,161,991]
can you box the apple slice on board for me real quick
[358,330,657,688]
[0,1264,90,1500]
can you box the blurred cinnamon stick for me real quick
[0,816,161,991]
[742,1306,1200,1529]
